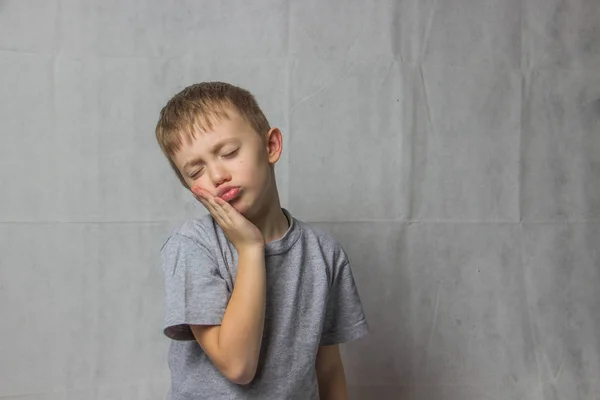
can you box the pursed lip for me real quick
[216,186,240,199]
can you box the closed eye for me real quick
[189,167,204,179]
[222,149,239,159]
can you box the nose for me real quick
[208,163,231,188]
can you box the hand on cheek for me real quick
[192,185,220,216]
[191,185,263,250]
[192,186,210,201]
[192,186,225,214]
[191,185,202,197]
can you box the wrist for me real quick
[236,243,265,257]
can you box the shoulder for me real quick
[298,220,344,250]
[293,216,349,266]
[159,215,223,276]
[160,214,219,253]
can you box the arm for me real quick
[191,245,266,385]
[188,188,267,385]
[316,345,349,400]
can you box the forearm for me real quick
[317,346,349,400]
[318,367,348,400]
[218,246,266,378]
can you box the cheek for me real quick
[190,179,210,196]
[190,184,202,196]
[237,163,260,186]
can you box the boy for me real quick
[155,82,368,399]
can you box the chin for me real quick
[236,196,263,220]
[232,204,247,215]
[230,197,250,215]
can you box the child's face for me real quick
[171,109,280,218]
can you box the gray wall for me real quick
[1,1,599,399]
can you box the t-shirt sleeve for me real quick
[160,232,229,341]
[320,258,369,346]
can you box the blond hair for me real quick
[155,82,271,188]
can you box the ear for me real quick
[265,127,283,165]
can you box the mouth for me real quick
[218,187,241,202]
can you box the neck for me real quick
[249,193,289,244]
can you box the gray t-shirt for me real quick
[160,208,368,400]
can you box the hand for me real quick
[192,187,264,251]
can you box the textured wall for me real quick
[1,1,599,399]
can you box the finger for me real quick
[192,187,210,201]
[207,196,231,225]
[213,196,238,218]
[210,198,236,227]
[196,195,213,212]
[194,192,225,223]
[192,187,231,225]
[193,189,213,210]
[193,188,219,211]
[197,190,223,216]
[198,198,222,222]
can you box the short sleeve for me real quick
[320,260,369,346]
[160,233,229,341]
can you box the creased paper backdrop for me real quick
[1,1,599,399]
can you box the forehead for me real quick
[199,106,255,137]
[172,111,255,161]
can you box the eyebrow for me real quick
[183,138,240,171]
